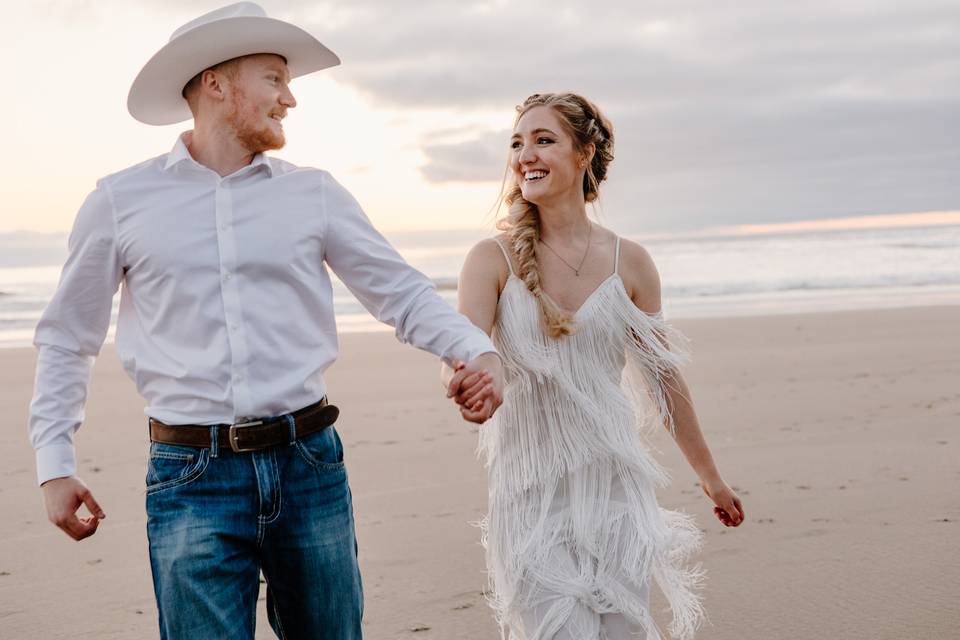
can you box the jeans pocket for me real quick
[146,442,210,495]
[294,426,345,472]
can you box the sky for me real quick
[3,0,958,236]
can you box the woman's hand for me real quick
[446,354,503,424]
[701,477,745,527]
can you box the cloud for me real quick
[420,129,510,183]
[132,0,960,231]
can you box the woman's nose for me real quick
[518,144,536,165]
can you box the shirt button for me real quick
[230,324,238,331]
[224,272,232,280]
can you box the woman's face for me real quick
[510,106,586,207]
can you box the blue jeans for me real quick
[145,424,363,639]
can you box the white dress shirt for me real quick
[29,132,496,485]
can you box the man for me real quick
[29,3,502,638]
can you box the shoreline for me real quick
[2,291,958,348]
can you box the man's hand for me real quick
[42,476,106,541]
[446,352,504,424]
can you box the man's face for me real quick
[223,54,297,153]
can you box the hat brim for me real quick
[128,16,340,126]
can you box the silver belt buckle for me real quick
[228,420,264,453]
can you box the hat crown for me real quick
[169,1,267,42]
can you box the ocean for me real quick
[1,223,958,348]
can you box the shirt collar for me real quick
[163,131,274,178]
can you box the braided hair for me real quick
[497,93,616,338]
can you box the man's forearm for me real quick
[395,286,498,366]
[30,344,94,485]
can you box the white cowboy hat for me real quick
[128,1,340,125]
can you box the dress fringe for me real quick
[479,275,705,639]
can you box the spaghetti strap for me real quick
[613,236,622,276]
[494,239,516,276]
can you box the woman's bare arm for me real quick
[621,239,745,526]
[442,238,510,422]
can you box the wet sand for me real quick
[1,305,958,639]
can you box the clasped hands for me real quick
[445,352,504,424]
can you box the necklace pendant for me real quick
[574,270,580,276]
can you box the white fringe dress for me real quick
[479,238,705,640]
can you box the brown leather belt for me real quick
[149,397,340,454]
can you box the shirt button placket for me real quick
[215,180,252,418]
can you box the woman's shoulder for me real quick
[616,237,662,314]
[462,234,514,285]
[467,234,511,263]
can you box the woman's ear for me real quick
[579,142,596,168]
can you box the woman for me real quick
[446,93,744,639]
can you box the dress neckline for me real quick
[505,272,622,320]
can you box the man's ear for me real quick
[201,68,227,102]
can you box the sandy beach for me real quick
[1,305,958,639]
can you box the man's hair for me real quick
[181,57,244,113]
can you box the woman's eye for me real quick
[510,141,521,150]
[537,137,554,145]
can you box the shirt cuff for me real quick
[36,443,77,486]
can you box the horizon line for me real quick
[3,209,958,242]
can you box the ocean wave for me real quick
[432,277,459,291]
[664,275,960,299]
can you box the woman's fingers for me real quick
[714,506,734,527]
[447,369,485,401]
[460,396,494,424]
[464,381,494,409]
[733,496,745,522]
[458,372,492,406]
[714,496,744,527]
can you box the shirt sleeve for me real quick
[29,182,123,485]
[320,172,497,365]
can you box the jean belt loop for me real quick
[285,414,296,445]
[210,425,219,458]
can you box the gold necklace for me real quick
[539,223,592,276]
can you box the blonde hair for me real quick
[496,92,615,338]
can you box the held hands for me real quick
[446,352,504,424]
[701,477,745,527]
[42,475,106,541]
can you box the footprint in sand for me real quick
[795,485,811,490]
[452,603,473,611]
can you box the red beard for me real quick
[225,87,286,153]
